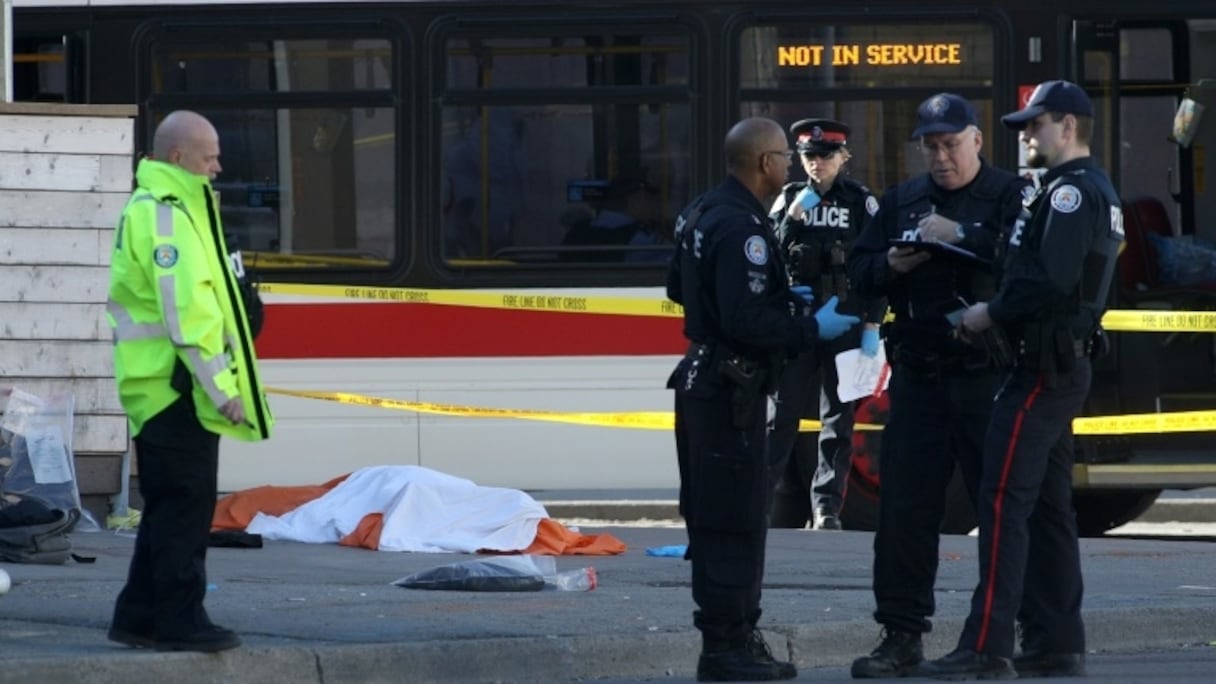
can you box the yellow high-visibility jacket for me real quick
[107,158,273,441]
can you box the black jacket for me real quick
[667,175,821,358]
[989,157,1122,341]
[770,175,885,323]
[847,161,1030,353]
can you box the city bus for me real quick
[11,0,1216,534]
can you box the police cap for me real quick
[1001,80,1095,130]
[911,93,978,138]
[790,118,850,156]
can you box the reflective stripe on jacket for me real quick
[107,158,273,441]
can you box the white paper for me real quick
[26,426,74,484]
[835,345,891,403]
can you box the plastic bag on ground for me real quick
[0,389,99,532]
[393,554,597,592]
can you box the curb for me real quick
[1135,499,1216,524]
[5,607,1214,684]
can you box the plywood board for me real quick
[0,265,110,303]
[0,114,134,155]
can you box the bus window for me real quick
[141,27,398,270]
[440,102,689,263]
[151,38,392,93]
[13,35,71,102]
[143,106,395,262]
[738,20,997,192]
[1119,27,1183,232]
[438,31,692,266]
[1075,20,1194,234]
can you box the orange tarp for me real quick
[212,475,626,555]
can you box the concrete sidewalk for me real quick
[2,526,1215,683]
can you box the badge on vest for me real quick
[1050,185,1082,213]
[745,235,769,265]
[153,243,179,268]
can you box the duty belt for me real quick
[890,343,987,381]
[1017,338,1087,361]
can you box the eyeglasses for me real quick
[919,139,967,156]
[763,149,794,161]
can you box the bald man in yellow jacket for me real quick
[107,110,273,653]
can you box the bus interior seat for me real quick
[1119,195,1216,305]
[1120,196,1171,293]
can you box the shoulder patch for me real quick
[1050,185,1082,213]
[153,243,179,268]
[1021,184,1036,203]
[865,195,880,216]
[744,235,769,266]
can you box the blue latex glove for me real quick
[796,186,821,211]
[789,285,814,305]
[861,327,881,358]
[814,296,861,341]
[645,544,688,558]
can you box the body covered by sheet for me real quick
[244,466,548,553]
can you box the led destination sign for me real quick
[777,43,963,67]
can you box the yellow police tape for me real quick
[257,282,684,318]
[268,387,675,430]
[1099,309,1216,333]
[267,387,1216,435]
[259,282,1216,332]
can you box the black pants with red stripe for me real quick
[957,359,1091,657]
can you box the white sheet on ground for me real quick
[244,465,549,553]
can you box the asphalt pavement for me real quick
[2,523,1215,683]
[531,488,1216,527]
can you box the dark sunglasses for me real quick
[800,149,840,160]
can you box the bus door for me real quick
[1072,19,1196,233]
[1072,17,1216,468]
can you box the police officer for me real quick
[108,111,274,652]
[768,118,885,530]
[923,81,1120,680]
[846,94,1031,678]
[667,117,860,682]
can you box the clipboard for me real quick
[889,239,990,266]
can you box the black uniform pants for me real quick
[770,332,857,527]
[958,360,1090,657]
[674,385,775,649]
[872,362,996,634]
[113,393,221,640]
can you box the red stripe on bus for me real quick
[255,302,687,359]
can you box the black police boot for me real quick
[696,631,797,682]
[107,624,155,649]
[920,649,1015,680]
[1013,651,1086,677]
[850,628,923,678]
[154,625,241,653]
